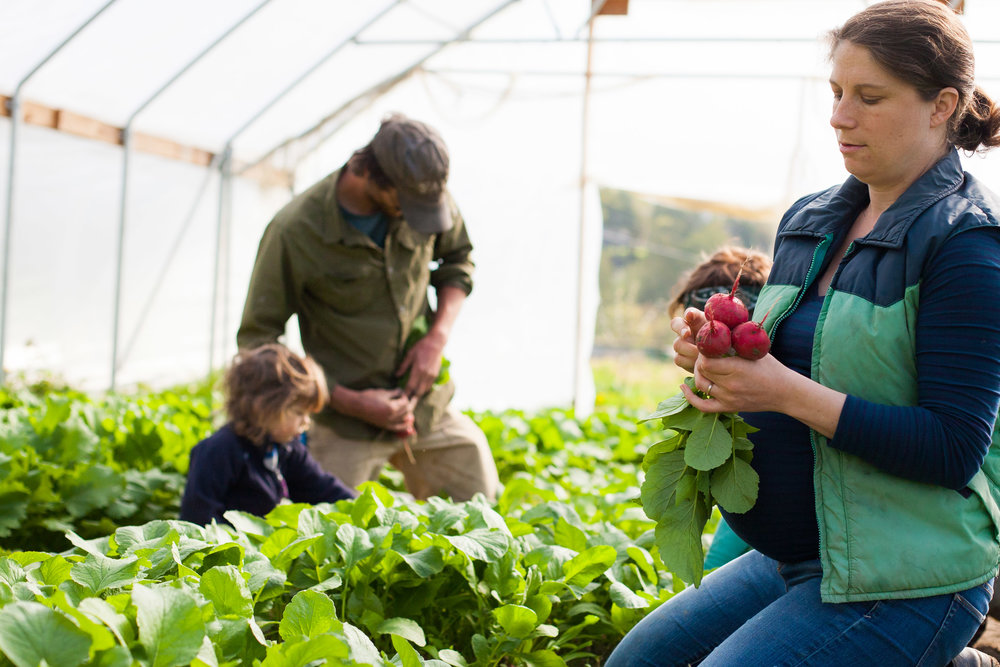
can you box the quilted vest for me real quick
[755,151,1000,602]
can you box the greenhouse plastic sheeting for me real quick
[1,0,1000,412]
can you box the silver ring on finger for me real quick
[706,382,714,398]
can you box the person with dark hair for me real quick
[607,1,1000,664]
[237,113,499,503]
[179,344,356,526]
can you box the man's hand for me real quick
[331,386,415,431]
[397,329,446,398]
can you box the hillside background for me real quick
[595,187,778,358]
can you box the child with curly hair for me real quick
[180,344,356,526]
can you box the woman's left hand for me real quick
[680,352,794,415]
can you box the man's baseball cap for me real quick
[371,112,452,234]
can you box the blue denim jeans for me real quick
[604,550,992,667]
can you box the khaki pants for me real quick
[307,407,499,502]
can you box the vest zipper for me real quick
[768,233,834,341]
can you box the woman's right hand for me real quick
[671,308,707,373]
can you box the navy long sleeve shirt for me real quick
[179,423,357,526]
[723,227,1000,563]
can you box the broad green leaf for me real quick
[199,565,253,618]
[264,502,310,527]
[377,617,426,646]
[553,518,587,553]
[524,545,577,582]
[262,634,350,667]
[562,545,616,587]
[350,487,380,528]
[0,558,25,587]
[493,604,538,638]
[223,511,272,537]
[639,391,689,422]
[665,406,708,432]
[674,472,699,504]
[0,492,30,536]
[242,551,286,597]
[608,582,649,609]
[653,494,711,586]
[391,634,422,667]
[267,534,322,571]
[0,601,91,667]
[6,551,49,568]
[61,464,125,518]
[91,645,133,667]
[36,555,73,586]
[279,589,340,642]
[65,530,109,557]
[342,621,384,666]
[436,648,469,666]
[111,521,175,554]
[471,634,489,661]
[625,546,657,585]
[310,574,343,592]
[442,529,509,563]
[78,597,132,646]
[684,414,734,471]
[70,553,140,594]
[426,503,467,534]
[400,546,445,578]
[639,448,687,521]
[259,527,299,560]
[525,593,553,623]
[522,649,568,667]
[710,455,760,514]
[49,589,116,654]
[336,524,375,571]
[133,584,206,667]
[191,635,219,667]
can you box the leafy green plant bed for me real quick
[0,369,714,665]
[0,384,217,553]
[0,482,680,666]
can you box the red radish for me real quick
[704,262,750,329]
[696,319,732,358]
[731,321,770,360]
[731,306,774,360]
[704,293,749,329]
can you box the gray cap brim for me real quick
[399,190,452,234]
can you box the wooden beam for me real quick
[596,0,629,16]
[1,94,292,187]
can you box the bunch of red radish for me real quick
[694,270,771,360]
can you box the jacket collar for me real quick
[781,149,965,248]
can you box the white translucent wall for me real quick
[3,0,1000,413]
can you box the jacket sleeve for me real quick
[179,437,244,526]
[236,219,299,350]
[283,443,358,504]
[430,195,475,296]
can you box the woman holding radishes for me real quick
[607,1,1000,665]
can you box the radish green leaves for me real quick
[639,378,759,586]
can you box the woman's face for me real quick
[829,41,952,196]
